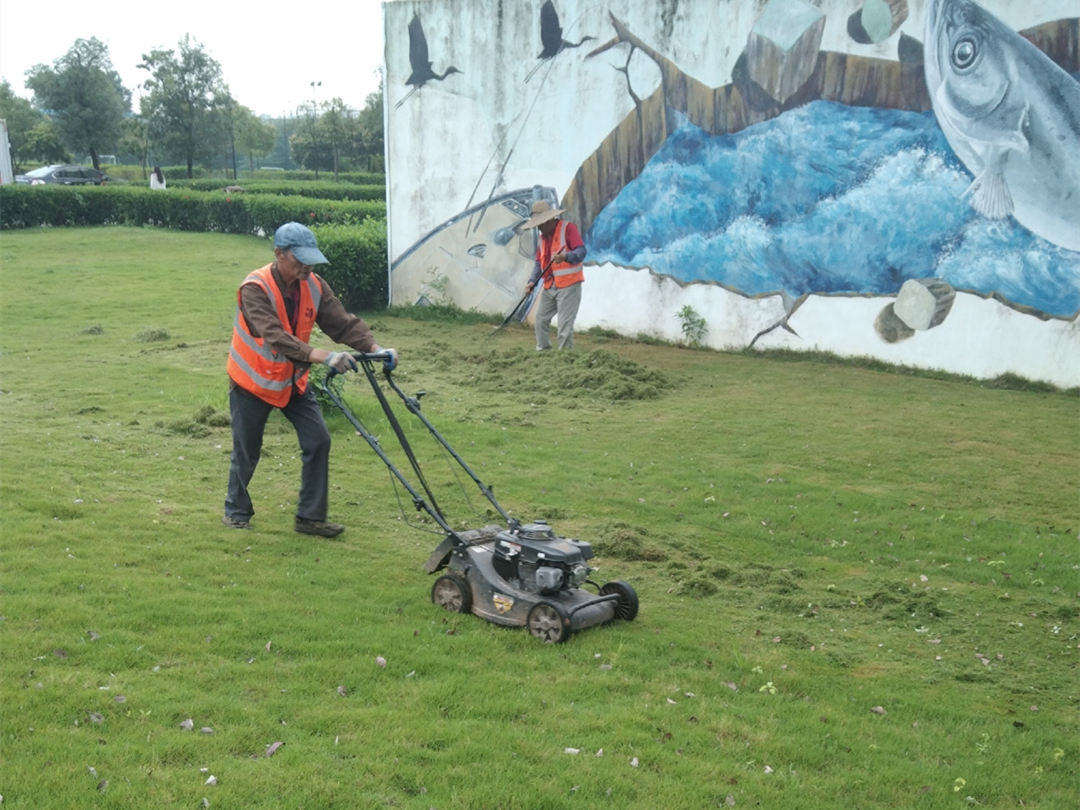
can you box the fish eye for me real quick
[951,36,978,70]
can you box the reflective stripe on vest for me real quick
[539,220,584,289]
[226,264,323,406]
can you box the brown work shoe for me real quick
[222,514,251,529]
[295,517,344,538]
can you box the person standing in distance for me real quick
[223,221,398,537]
[522,199,586,350]
[150,166,166,189]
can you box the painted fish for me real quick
[924,0,1080,251]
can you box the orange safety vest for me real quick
[227,264,323,407]
[538,220,584,289]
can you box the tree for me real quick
[288,89,384,176]
[234,109,277,171]
[117,115,151,177]
[290,101,322,174]
[24,38,130,170]
[289,109,340,175]
[214,91,239,179]
[138,35,227,178]
[264,115,296,169]
[22,121,70,167]
[354,87,384,172]
[321,98,357,179]
[301,98,323,179]
[0,80,59,170]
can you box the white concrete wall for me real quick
[576,262,1078,387]
[383,0,1079,387]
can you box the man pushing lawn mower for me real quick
[222,222,398,538]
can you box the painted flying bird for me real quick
[395,13,462,110]
[525,0,595,81]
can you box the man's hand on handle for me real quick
[314,346,399,374]
[324,351,358,373]
[526,256,560,293]
[374,345,399,371]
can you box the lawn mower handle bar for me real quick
[319,351,515,531]
[325,351,395,381]
[320,357,454,533]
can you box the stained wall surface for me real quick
[383,0,1079,387]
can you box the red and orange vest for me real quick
[538,220,584,289]
[227,264,323,406]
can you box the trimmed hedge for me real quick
[313,220,389,309]
[0,185,388,310]
[119,167,385,185]
[167,180,386,201]
[247,170,385,185]
[0,185,384,231]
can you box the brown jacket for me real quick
[238,263,376,369]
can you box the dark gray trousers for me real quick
[225,385,331,523]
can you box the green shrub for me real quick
[0,185,384,232]
[247,169,384,184]
[168,179,385,201]
[0,185,116,227]
[237,192,384,234]
[313,220,388,310]
[678,304,708,347]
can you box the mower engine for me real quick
[492,520,592,594]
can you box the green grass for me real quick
[1,226,1077,809]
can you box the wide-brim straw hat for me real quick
[522,200,565,229]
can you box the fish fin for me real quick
[965,170,1014,219]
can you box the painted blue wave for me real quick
[587,100,1080,317]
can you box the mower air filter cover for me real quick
[519,521,556,540]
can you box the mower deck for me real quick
[427,526,637,643]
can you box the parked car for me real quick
[15,164,111,185]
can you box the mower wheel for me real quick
[527,601,570,643]
[431,572,472,614]
[600,580,639,621]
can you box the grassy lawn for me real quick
[1,226,1077,809]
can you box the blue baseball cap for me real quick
[273,222,329,265]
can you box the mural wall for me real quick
[383,0,1079,387]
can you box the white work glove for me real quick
[324,351,358,373]
[382,347,399,371]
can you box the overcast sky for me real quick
[0,0,385,117]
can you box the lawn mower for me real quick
[322,352,638,643]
